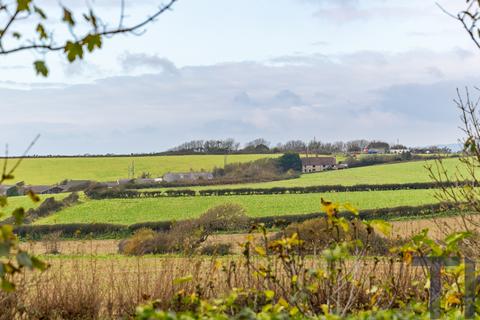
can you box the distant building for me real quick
[22,185,63,195]
[0,185,19,197]
[301,157,336,173]
[390,148,410,154]
[163,172,213,183]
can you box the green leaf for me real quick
[62,8,75,26]
[16,0,31,12]
[31,256,48,271]
[16,252,33,269]
[0,196,7,208]
[34,6,47,19]
[36,24,47,40]
[1,279,15,292]
[0,243,10,257]
[11,207,25,225]
[64,41,84,62]
[173,275,193,284]
[34,60,48,77]
[82,34,102,52]
[12,32,21,39]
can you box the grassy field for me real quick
[35,189,440,225]
[2,193,68,214]
[140,157,464,192]
[4,154,281,185]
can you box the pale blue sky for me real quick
[0,0,478,154]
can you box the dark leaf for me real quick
[27,189,40,202]
[62,8,75,26]
[36,24,47,40]
[64,41,84,62]
[12,207,25,225]
[82,34,102,52]
[16,0,31,12]
[34,6,47,19]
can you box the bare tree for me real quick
[438,0,480,50]
[0,0,178,76]
[427,87,480,254]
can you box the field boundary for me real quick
[15,202,457,239]
[85,181,471,199]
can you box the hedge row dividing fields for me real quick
[86,181,471,199]
[16,202,458,239]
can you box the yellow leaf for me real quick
[343,203,359,215]
[370,220,392,236]
[254,246,266,256]
[173,275,193,285]
[264,290,275,300]
[278,297,289,308]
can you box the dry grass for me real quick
[390,215,480,240]
[1,253,424,319]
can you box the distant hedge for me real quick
[85,181,474,199]
[14,202,458,239]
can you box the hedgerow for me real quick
[14,202,457,239]
[85,181,474,199]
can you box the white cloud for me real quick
[0,49,475,155]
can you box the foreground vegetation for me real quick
[34,189,440,225]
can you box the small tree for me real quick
[277,152,302,172]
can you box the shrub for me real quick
[119,204,248,255]
[197,203,249,232]
[279,217,389,255]
[118,228,157,255]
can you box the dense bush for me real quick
[279,218,390,255]
[119,203,250,255]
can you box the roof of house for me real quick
[23,185,55,194]
[301,157,336,166]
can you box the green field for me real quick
[4,154,281,185]
[140,157,464,192]
[1,193,68,217]
[35,189,440,225]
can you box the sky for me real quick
[0,0,479,155]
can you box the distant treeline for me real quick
[14,202,459,239]
[85,181,474,199]
[8,138,454,158]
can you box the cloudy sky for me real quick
[0,0,478,155]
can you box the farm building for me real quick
[22,185,64,195]
[163,172,213,183]
[301,157,336,173]
[0,185,19,196]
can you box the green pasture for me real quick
[4,154,281,185]
[1,193,68,218]
[141,157,464,192]
[36,189,440,225]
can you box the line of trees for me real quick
[168,138,454,155]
